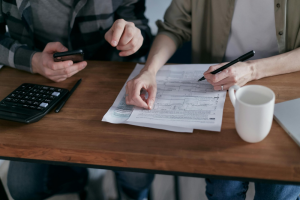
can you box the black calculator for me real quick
[0,83,69,123]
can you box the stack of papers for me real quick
[102,64,227,133]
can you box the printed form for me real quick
[102,64,193,133]
[127,64,227,132]
[103,64,227,132]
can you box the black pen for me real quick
[55,78,82,113]
[198,50,255,81]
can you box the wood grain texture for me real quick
[0,61,300,183]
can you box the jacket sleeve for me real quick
[156,0,192,48]
[0,4,37,73]
[115,0,152,60]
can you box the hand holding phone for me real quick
[31,42,87,82]
[53,49,84,63]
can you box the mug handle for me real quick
[229,85,240,108]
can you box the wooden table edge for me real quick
[1,155,299,186]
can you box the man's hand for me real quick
[32,42,87,82]
[125,70,157,109]
[203,61,257,90]
[105,19,143,57]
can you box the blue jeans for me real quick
[7,161,154,200]
[206,178,300,200]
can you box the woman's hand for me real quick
[125,70,157,109]
[203,61,257,90]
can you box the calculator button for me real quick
[37,106,44,110]
[56,88,62,92]
[27,101,33,105]
[49,88,55,91]
[20,100,26,104]
[49,95,55,99]
[28,92,34,96]
[42,94,48,98]
[15,90,21,94]
[44,99,52,103]
[12,99,19,102]
[31,97,36,100]
[39,90,45,93]
[42,86,49,90]
[5,98,12,102]
[33,102,40,106]
[11,94,17,97]
[24,96,30,99]
[46,91,52,94]
[33,89,38,92]
[23,105,29,108]
[21,91,26,95]
[35,93,41,97]
[30,106,36,109]
[10,103,20,108]
[40,103,48,108]
[17,95,23,98]
[52,92,60,97]
[24,88,31,91]
[21,85,27,89]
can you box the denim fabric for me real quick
[7,162,88,200]
[206,178,300,200]
[115,171,155,200]
[7,161,154,200]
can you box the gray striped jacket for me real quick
[0,0,152,72]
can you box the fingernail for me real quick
[81,63,86,67]
[62,47,68,51]
[111,41,117,46]
[148,100,153,109]
[68,62,72,66]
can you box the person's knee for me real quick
[7,179,41,200]
[255,183,300,200]
[7,161,48,200]
[205,179,248,200]
[115,171,155,191]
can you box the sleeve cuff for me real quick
[14,46,37,73]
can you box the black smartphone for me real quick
[53,49,84,63]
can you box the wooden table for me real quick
[0,61,300,185]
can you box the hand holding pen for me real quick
[201,51,255,91]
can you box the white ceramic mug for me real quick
[229,85,275,143]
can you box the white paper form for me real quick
[127,64,227,132]
[102,64,193,133]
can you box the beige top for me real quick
[156,0,300,64]
[224,0,278,61]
